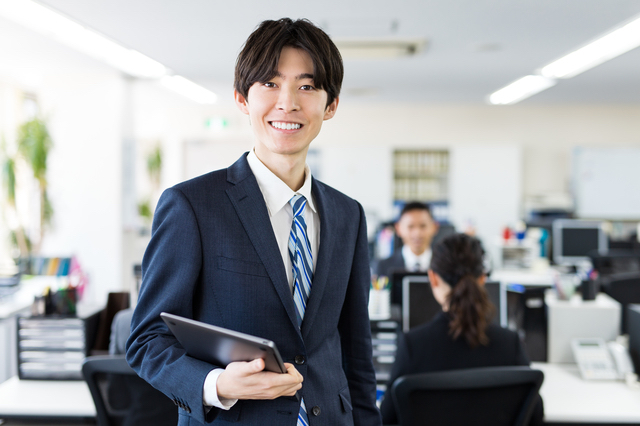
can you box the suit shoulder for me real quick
[486,323,520,342]
[174,169,227,191]
[485,324,523,351]
[166,169,229,201]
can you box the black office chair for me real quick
[391,366,544,426]
[82,355,178,426]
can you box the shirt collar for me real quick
[247,149,316,217]
[402,245,431,268]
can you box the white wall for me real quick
[39,71,125,304]
[313,102,640,225]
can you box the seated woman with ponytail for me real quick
[380,233,543,425]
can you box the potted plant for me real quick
[1,117,53,267]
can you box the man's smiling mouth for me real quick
[270,121,302,130]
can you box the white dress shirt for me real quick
[402,245,432,272]
[203,150,320,408]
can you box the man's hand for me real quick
[216,359,303,400]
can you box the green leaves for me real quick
[17,118,53,183]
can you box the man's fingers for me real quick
[218,359,304,400]
[249,358,265,373]
[285,363,303,382]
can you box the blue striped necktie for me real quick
[288,194,312,426]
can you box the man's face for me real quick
[234,47,338,165]
[395,210,439,256]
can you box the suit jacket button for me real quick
[311,405,321,416]
[294,355,305,365]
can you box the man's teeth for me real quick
[271,122,301,130]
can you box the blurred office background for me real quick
[0,0,639,307]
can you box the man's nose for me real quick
[276,87,300,112]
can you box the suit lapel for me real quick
[225,155,300,331]
[301,179,336,339]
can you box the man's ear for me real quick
[234,89,250,115]
[323,97,339,121]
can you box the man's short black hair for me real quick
[235,18,343,107]
[399,201,433,220]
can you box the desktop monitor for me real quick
[552,219,607,266]
[391,271,429,307]
[401,274,440,332]
[400,274,502,332]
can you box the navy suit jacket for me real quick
[126,154,382,426]
[376,251,406,278]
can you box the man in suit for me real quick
[376,202,439,305]
[376,202,439,277]
[126,18,382,426]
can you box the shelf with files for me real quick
[16,305,101,380]
[393,149,449,202]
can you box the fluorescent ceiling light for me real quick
[333,38,427,59]
[541,15,640,79]
[0,0,167,78]
[488,75,556,105]
[0,0,217,103]
[160,76,217,104]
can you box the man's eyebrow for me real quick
[273,71,315,80]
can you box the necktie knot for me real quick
[289,194,307,218]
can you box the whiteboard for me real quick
[573,147,640,220]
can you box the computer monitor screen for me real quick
[401,275,440,332]
[552,219,607,266]
[391,271,429,307]
[401,275,502,332]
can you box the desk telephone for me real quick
[571,338,634,380]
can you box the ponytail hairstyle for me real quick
[430,233,494,348]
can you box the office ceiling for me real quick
[35,0,640,105]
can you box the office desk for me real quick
[491,268,556,287]
[0,376,96,421]
[534,363,640,425]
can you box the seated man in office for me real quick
[376,202,439,278]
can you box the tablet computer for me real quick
[160,312,287,374]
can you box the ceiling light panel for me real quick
[488,75,556,105]
[541,15,640,79]
[333,38,428,59]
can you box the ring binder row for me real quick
[22,257,73,276]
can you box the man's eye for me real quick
[300,85,315,91]
[263,82,277,88]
